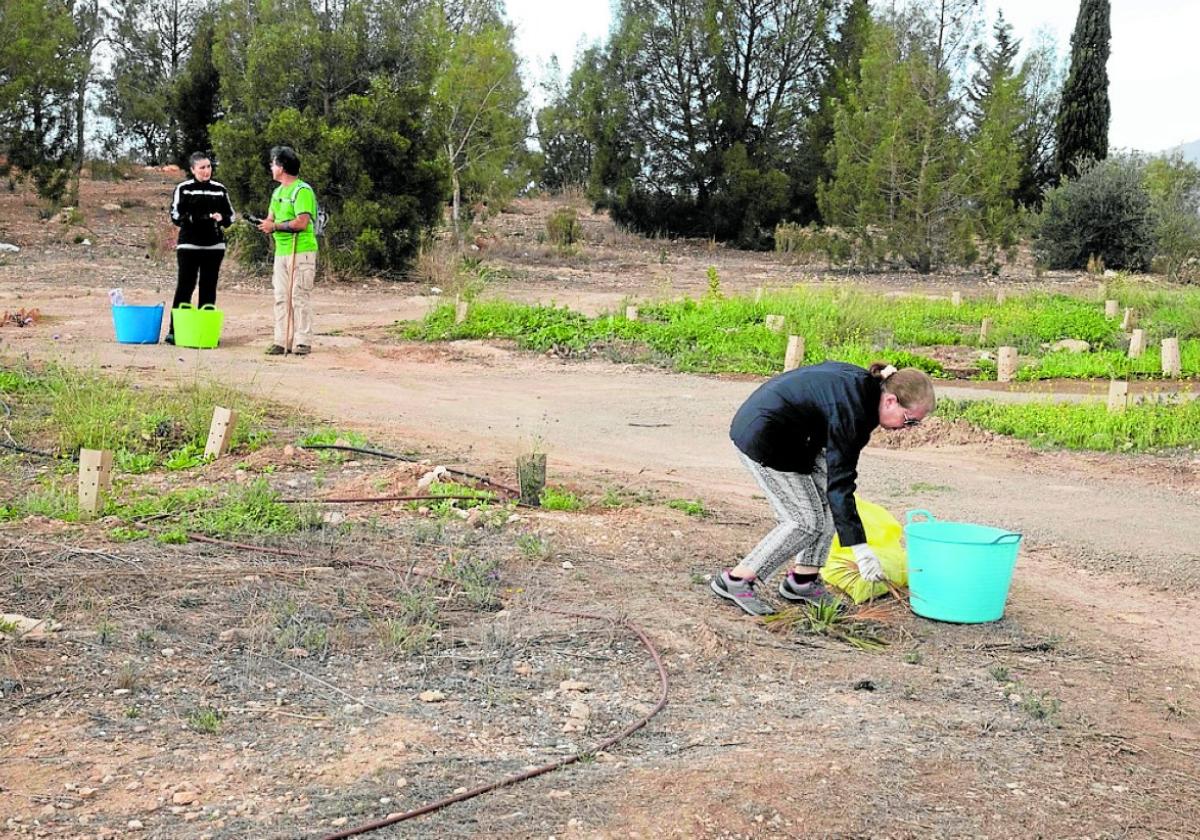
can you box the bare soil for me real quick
[2,171,1199,839]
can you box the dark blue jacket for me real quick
[730,362,880,545]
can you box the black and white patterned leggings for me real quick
[737,449,836,582]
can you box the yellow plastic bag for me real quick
[820,496,908,603]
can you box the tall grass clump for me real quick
[0,364,267,464]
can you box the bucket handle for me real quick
[990,532,1022,545]
[199,304,217,311]
[906,509,937,524]
[175,302,194,311]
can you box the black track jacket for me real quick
[730,361,881,545]
[170,178,235,249]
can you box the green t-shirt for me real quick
[269,179,319,255]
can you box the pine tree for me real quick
[818,9,972,273]
[800,0,872,224]
[1055,0,1110,179]
[171,17,220,166]
[966,12,1019,132]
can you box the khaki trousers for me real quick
[272,251,316,348]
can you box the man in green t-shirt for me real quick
[257,145,318,356]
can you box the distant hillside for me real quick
[1166,139,1200,164]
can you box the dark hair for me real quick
[188,152,211,168]
[869,362,936,411]
[270,145,301,176]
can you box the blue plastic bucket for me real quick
[112,304,164,344]
[904,510,1022,623]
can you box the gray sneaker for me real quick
[779,573,844,609]
[710,571,776,617]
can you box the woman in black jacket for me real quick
[166,152,235,344]
[711,361,936,616]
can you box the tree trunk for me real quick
[71,73,86,205]
[449,149,462,243]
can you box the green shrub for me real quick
[1144,153,1200,282]
[1033,155,1155,271]
[546,207,581,247]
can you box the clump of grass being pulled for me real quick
[762,600,889,651]
[937,397,1200,452]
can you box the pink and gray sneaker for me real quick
[710,570,776,616]
[778,572,844,609]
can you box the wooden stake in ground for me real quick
[1128,329,1146,359]
[979,318,992,343]
[516,453,547,507]
[1162,337,1182,377]
[765,314,785,333]
[784,335,805,371]
[1104,299,1119,319]
[996,346,1018,383]
[625,305,638,321]
[1121,308,1135,331]
[753,287,764,304]
[78,449,113,519]
[455,297,469,325]
[1107,380,1129,413]
[951,291,962,307]
[996,290,1006,305]
[204,407,239,460]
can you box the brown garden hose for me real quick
[318,607,669,840]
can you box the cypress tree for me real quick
[1055,0,1110,179]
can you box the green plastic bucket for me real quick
[173,303,223,349]
[904,509,1022,624]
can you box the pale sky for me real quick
[504,0,1200,153]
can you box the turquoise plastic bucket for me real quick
[904,510,1022,624]
[112,304,163,344]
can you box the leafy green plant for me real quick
[193,479,301,537]
[989,664,1010,682]
[108,526,149,542]
[375,588,440,654]
[539,486,584,511]
[186,706,224,734]
[442,554,501,609]
[667,498,709,517]
[298,427,369,462]
[516,533,551,561]
[164,442,206,471]
[1019,692,1061,722]
[96,620,117,644]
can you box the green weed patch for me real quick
[396,284,1200,380]
[193,479,304,538]
[938,398,1200,452]
[539,486,584,511]
[0,362,269,465]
